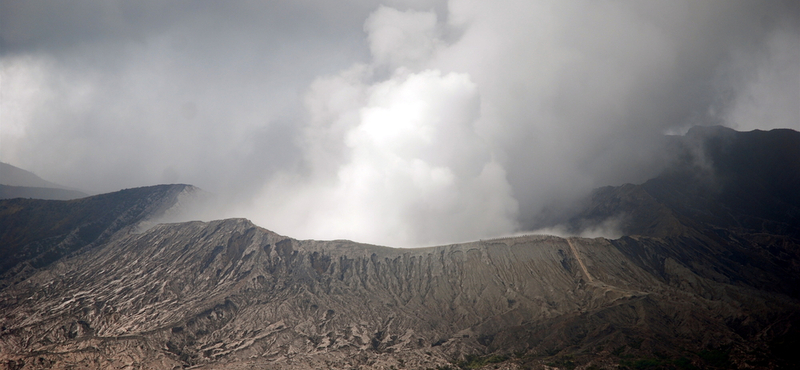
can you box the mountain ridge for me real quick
[2,216,797,369]
[1,127,800,369]
[0,184,201,289]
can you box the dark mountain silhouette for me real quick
[552,127,800,300]
[0,162,88,200]
[0,185,88,201]
[1,127,799,370]
[0,162,62,189]
[561,126,800,239]
[0,184,199,289]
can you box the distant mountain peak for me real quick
[535,126,800,239]
[0,162,88,200]
[0,162,64,188]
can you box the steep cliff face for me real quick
[2,217,797,369]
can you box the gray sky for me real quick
[1,0,798,246]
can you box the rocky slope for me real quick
[2,222,799,369]
[3,217,797,369]
[0,184,201,289]
[555,127,800,301]
[1,128,799,370]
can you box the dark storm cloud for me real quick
[1,0,797,246]
[1,1,365,55]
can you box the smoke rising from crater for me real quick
[2,1,798,246]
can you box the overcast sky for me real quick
[1,0,798,246]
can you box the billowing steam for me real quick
[2,1,798,246]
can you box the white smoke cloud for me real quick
[0,56,51,165]
[244,62,518,247]
[425,0,800,226]
[725,27,800,131]
[234,6,523,247]
[365,6,443,69]
[2,1,797,246]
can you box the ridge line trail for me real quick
[566,238,594,283]
[566,238,649,299]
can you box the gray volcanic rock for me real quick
[1,217,798,369]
